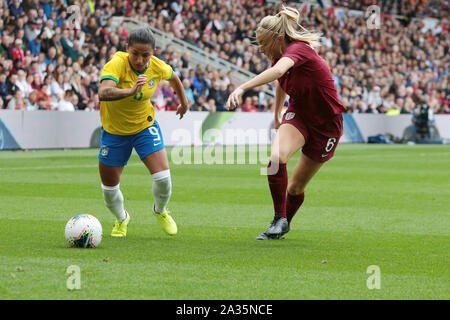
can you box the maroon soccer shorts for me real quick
[281,110,343,163]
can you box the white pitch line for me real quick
[0,163,143,171]
[1,151,449,171]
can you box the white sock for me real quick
[102,183,127,221]
[152,169,172,214]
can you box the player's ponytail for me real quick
[277,6,301,26]
[127,26,156,49]
[257,6,321,50]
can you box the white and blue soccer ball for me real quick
[65,214,103,248]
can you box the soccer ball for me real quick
[65,214,103,248]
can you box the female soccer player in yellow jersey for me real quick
[98,27,189,237]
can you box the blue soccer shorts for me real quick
[98,121,165,167]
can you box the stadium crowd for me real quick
[0,0,448,115]
[332,0,449,20]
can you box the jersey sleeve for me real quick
[100,55,124,84]
[151,56,174,81]
[282,41,312,68]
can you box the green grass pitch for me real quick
[0,144,448,300]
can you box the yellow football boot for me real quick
[111,211,130,237]
[154,209,177,235]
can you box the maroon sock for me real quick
[286,192,305,225]
[267,161,287,217]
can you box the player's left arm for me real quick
[169,72,189,119]
[226,57,294,109]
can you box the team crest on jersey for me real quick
[148,78,155,88]
[285,112,296,121]
[101,146,109,158]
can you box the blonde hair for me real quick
[256,6,322,50]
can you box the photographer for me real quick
[411,103,435,140]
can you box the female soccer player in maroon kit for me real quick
[226,6,346,240]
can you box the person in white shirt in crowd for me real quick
[15,70,29,98]
[170,0,183,14]
[84,100,96,112]
[63,73,73,92]
[7,89,24,110]
[50,73,65,102]
[55,90,75,112]
[25,91,39,111]
[23,74,35,98]
[366,86,383,109]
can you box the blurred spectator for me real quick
[84,99,97,112]
[207,81,227,111]
[242,96,259,112]
[44,47,57,66]
[55,89,75,111]
[0,72,12,103]
[11,39,25,67]
[161,80,178,111]
[9,0,24,19]
[205,98,217,112]
[70,73,86,109]
[24,19,43,43]
[71,93,80,110]
[36,96,48,110]
[192,71,210,99]
[27,33,42,57]
[35,83,52,110]
[6,73,20,98]
[25,90,39,111]
[49,73,64,102]
[182,78,195,106]
[152,84,166,111]
[251,95,264,111]
[192,95,211,112]
[6,89,24,110]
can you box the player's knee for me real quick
[156,181,172,196]
[287,181,305,195]
[270,149,290,164]
[152,169,172,195]
[102,183,123,205]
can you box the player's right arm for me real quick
[274,81,287,129]
[99,75,147,101]
[226,57,293,110]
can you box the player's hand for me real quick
[130,74,148,95]
[225,87,244,110]
[176,103,189,119]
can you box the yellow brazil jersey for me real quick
[99,51,173,135]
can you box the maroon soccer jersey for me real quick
[274,41,346,127]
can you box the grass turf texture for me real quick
[0,144,448,300]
